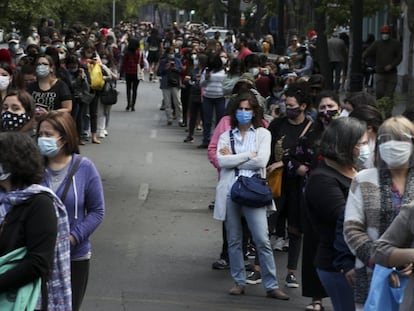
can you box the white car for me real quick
[204,28,231,43]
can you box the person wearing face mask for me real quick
[66,54,91,145]
[37,111,105,311]
[214,91,289,301]
[1,89,36,136]
[305,117,368,311]
[267,82,313,291]
[293,46,313,78]
[27,54,72,121]
[120,37,145,112]
[0,131,72,311]
[362,25,402,105]
[0,62,14,102]
[349,105,383,170]
[297,90,344,311]
[198,53,227,148]
[343,116,414,311]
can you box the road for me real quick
[79,77,333,311]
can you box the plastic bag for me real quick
[364,265,408,311]
[88,63,105,90]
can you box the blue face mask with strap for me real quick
[236,109,253,125]
[38,137,62,157]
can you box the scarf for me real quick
[379,168,414,236]
[0,184,72,310]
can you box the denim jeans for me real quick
[202,96,225,145]
[225,196,279,290]
[317,268,355,311]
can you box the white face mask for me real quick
[381,34,390,41]
[379,140,413,168]
[0,76,10,91]
[66,41,75,49]
[356,144,371,164]
[249,67,260,77]
[220,57,227,65]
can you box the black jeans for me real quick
[125,73,140,108]
[71,259,90,311]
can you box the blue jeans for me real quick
[202,96,225,145]
[225,196,279,290]
[317,268,355,311]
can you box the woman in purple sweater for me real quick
[37,111,105,311]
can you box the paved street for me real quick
[78,76,332,311]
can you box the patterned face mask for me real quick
[1,111,30,131]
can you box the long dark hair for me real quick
[127,37,140,54]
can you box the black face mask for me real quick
[286,107,302,119]
[318,109,339,126]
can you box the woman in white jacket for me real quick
[214,91,289,300]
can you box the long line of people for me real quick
[0,18,411,311]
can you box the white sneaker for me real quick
[271,237,285,251]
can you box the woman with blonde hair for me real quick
[344,116,414,310]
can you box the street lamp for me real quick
[112,0,116,29]
[190,10,195,22]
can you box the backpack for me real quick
[88,63,105,91]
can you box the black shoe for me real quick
[167,121,172,126]
[197,144,208,149]
[131,107,135,111]
[160,106,165,111]
[126,106,130,111]
[179,122,187,127]
[212,258,229,270]
[184,136,194,143]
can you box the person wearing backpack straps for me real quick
[37,111,105,311]
[0,131,72,310]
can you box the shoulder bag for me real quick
[229,130,273,208]
[267,119,313,198]
[137,51,145,81]
[100,82,118,106]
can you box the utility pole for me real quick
[349,0,364,92]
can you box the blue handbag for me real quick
[364,264,408,311]
[228,131,273,208]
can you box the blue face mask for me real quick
[236,109,253,125]
[38,137,62,157]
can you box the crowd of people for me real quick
[0,16,411,311]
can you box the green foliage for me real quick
[317,0,396,33]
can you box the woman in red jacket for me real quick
[120,37,145,111]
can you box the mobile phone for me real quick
[35,103,48,111]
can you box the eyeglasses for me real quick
[377,133,413,144]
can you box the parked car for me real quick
[204,27,231,43]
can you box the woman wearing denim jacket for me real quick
[214,91,289,300]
